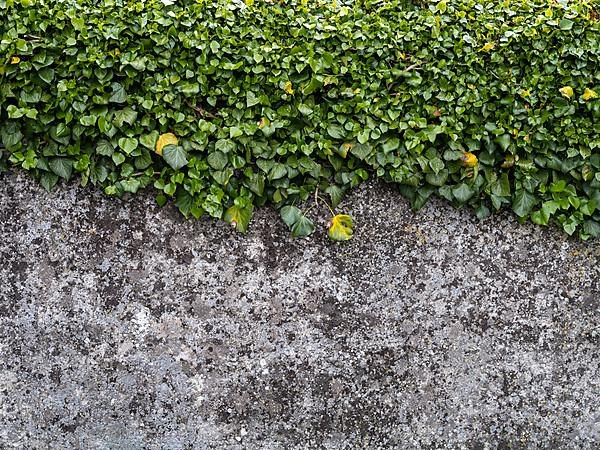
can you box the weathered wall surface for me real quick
[1,171,599,449]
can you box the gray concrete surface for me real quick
[0,170,599,449]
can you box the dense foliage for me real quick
[1,0,599,238]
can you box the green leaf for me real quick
[325,185,344,208]
[113,107,138,128]
[163,145,189,170]
[109,82,128,103]
[291,215,315,237]
[40,172,59,191]
[490,173,510,197]
[38,68,55,84]
[140,131,159,150]
[96,140,114,156]
[327,124,345,140]
[298,104,313,115]
[583,220,600,237]
[179,82,200,95]
[512,190,536,217]
[302,77,323,95]
[495,134,511,151]
[382,138,400,153]
[207,151,228,170]
[121,178,141,193]
[268,163,288,181]
[429,157,444,174]
[246,91,260,107]
[559,19,573,30]
[112,152,126,166]
[280,205,302,227]
[156,194,168,207]
[350,143,371,160]
[247,173,265,196]
[563,221,577,236]
[48,158,73,180]
[452,183,475,203]
[118,137,138,155]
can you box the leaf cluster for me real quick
[1,0,599,238]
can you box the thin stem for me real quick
[317,195,335,216]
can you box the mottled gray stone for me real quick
[0,171,599,449]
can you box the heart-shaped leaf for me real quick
[328,214,353,241]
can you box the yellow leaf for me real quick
[284,81,294,95]
[583,88,598,101]
[480,42,495,52]
[338,142,353,158]
[559,86,574,99]
[460,152,478,167]
[257,117,270,129]
[10,56,20,64]
[155,133,178,156]
[224,204,253,233]
[328,214,353,241]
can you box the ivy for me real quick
[0,0,599,239]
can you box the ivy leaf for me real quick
[350,143,372,160]
[140,131,160,150]
[155,133,178,155]
[247,173,265,196]
[559,19,573,30]
[38,68,55,84]
[327,124,345,140]
[280,205,302,227]
[162,145,188,170]
[49,158,73,180]
[118,137,138,155]
[224,203,253,233]
[207,151,228,170]
[512,190,536,217]
[109,82,128,103]
[325,185,344,208]
[96,140,114,156]
[291,215,315,237]
[559,86,574,99]
[328,214,353,241]
[280,205,314,237]
[452,183,475,203]
[246,91,260,107]
[113,107,137,128]
[40,172,59,191]
[302,77,323,95]
[268,163,288,181]
[121,178,141,193]
[494,135,511,151]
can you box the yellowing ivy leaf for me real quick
[460,151,478,167]
[257,117,270,129]
[480,42,495,52]
[224,203,253,233]
[328,214,353,241]
[10,56,20,64]
[559,86,574,99]
[155,133,178,155]
[284,81,294,95]
[338,143,353,158]
[583,88,598,101]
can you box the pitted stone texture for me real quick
[0,171,599,449]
